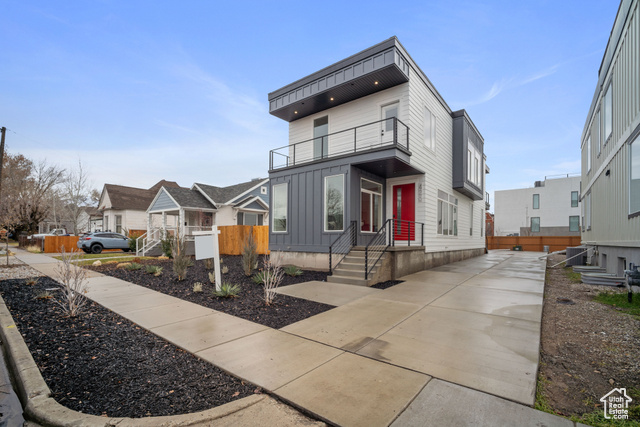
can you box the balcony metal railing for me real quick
[269,117,409,170]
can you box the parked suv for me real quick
[77,232,131,254]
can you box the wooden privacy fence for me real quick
[218,225,269,255]
[487,236,582,252]
[44,236,81,253]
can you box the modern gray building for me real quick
[580,0,640,275]
[267,37,488,283]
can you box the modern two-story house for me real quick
[580,0,640,275]
[267,37,487,284]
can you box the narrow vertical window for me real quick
[467,149,473,181]
[313,116,329,160]
[602,83,612,144]
[115,215,122,234]
[595,110,601,155]
[424,107,436,150]
[571,191,579,207]
[586,134,591,172]
[585,192,591,229]
[272,183,288,232]
[360,179,382,232]
[470,203,474,236]
[324,175,344,231]
[533,194,540,209]
[531,217,540,233]
[630,137,640,214]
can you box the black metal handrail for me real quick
[364,219,392,280]
[329,221,357,274]
[390,219,425,247]
[269,117,410,170]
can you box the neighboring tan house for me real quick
[581,0,640,275]
[267,37,488,283]
[139,178,269,255]
[494,175,581,236]
[98,180,181,235]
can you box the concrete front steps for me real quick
[327,247,386,286]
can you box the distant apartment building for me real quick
[580,0,640,275]
[494,176,581,236]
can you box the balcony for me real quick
[270,117,412,174]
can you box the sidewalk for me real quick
[11,250,581,427]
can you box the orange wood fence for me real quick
[487,236,581,252]
[44,236,81,253]
[218,225,269,255]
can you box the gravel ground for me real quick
[539,254,640,420]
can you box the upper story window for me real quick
[630,136,640,215]
[533,194,540,209]
[424,107,436,151]
[313,116,329,160]
[272,183,288,232]
[571,191,579,207]
[602,82,613,144]
[595,109,601,156]
[586,134,591,173]
[324,174,344,232]
[467,142,481,187]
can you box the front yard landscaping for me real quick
[88,255,334,329]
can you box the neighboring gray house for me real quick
[139,178,269,254]
[267,37,488,283]
[580,0,640,275]
[494,175,581,237]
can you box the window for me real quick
[531,217,540,233]
[260,186,267,195]
[238,212,263,226]
[569,216,580,232]
[571,191,579,207]
[313,116,329,160]
[631,137,640,214]
[361,179,382,232]
[595,109,601,155]
[467,142,481,187]
[470,203,474,236]
[585,192,591,230]
[104,216,109,232]
[324,175,344,231]
[115,215,122,234]
[272,183,288,232]
[424,107,436,150]
[602,83,612,144]
[586,134,591,172]
[437,190,457,236]
[533,194,540,209]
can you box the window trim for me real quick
[272,183,288,233]
[324,174,345,232]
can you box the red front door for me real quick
[392,183,415,240]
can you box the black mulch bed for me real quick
[88,256,335,330]
[371,280,404,290]
[0,277,258,418]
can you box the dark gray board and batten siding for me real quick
[452,110,484,201]
[269,158,387,253]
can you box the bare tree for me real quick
[61,159,93,235]
[55,247,88,317]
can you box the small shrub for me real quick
[242,227,258,276]
[213,282,241,298]
[26,245,42,253]
[55,248,88,317]
[125,262,143,271]
[252,271,268,285]
[262,252,284,305]
[222,265,229,274]
[145,265,163,276]
[208,271,216,284]
[204,258,214,270]
[193,282,204,293]
[133,257,142,263]
[116,262,132,269]
[129,232,142,252]
[35,290,53,300]
[172,235,189,281]
[160,237,173,259]
[26,278,39,286]
[284,266,303,277]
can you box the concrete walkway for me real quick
[11,250,580,427]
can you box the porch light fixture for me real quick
[330,97,334,101]
[294,111,298,114]
[374,81,379,85]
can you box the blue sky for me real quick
[1,1,619,210]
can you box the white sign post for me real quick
[193,226,222,292]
